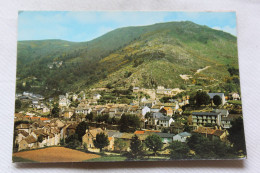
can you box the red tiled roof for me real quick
[134,131,145,134]
[193,127,215,135]
[40,117,49,121]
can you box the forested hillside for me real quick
[16,21,240,97]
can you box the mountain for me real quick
[16,21,240,97]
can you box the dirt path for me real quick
[180,74,192,80]
[13,147,100,162]
[195,66,211,74]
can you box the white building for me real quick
[173,132,191,142]
[208,93,226,105]
[93,94,101,100]
[142,106,150,116]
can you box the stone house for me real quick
[82,128,104,148]
[160,107,173,116]
[18,135,37,151]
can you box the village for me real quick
[13,85,243,160]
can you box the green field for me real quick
[85,155,127,162]
[228,100,242,105]
[12,156,37,163]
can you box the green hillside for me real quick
[16,21,240,97]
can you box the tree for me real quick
[37,134,44,149]
[169,141,190,159]
[86,112,94,121]
[102,114,109,123]
[213,95,222,107]
[15,99,22,112]
[106,83,113,89]
[70,100,79,107]
[128,135,143,159]
[227,117,246,155]
[93,132,109,152]
[95,115,103,123]
[144,134,163,155]
[119,114,141,132]
[187,133,234,159]
[114,138,127,153]
[75,121,88,142]
[195,91,210,106]
[51,103,60,118]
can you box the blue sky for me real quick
[18,11,237,42]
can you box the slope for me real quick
[16,21,240,96]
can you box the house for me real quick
[31,129,48,147]
[142,99,157,108]
[15,130,29,145]
[63,109,74,119]
[146,112,165,128]
[18,135,37,151]
[50,119,65,128]
[72,94,78,101]
[220,114,239,129]
[133,87,140,93]
[96,107,106,115]
[140,97,147,103]
[208,93,226,105]
[156,86,180,97]
[142,106,150,116]
[23,91,31,96]
[157,116,174,128]
[160,107,173,116]
[193,126,215,138]
[108,108,118,117]
[106,131,125,151]
[230,92,240,100]
[163,102,179,113]
[154,132,175,144]
[193,127,227,141]
[212,129,228,141]
[59,95,71,107]
[156,86,165,95]
[213,109,229,117]
[66,123,78,137]
[93,94,101,100]
[49,98,54,103]
[82,128,104,148]
[75,106,92,115]
[16,124,30,133]
[32,100,39,105]
[14,113,24,121]
[42,106,50,113]
[190,112,222,127]
[119,133,134,151]
[107,137,115,151]
[173,132,191,142]
[150,105,163,113]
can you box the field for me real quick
[13,147,100,163]
[86,155,127,162]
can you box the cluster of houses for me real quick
[14,116,67,151]
[16,92,50,113]
[16,91,45,101]
[82,128,192,152]
[14,87,241,152]
[48,61,63,69]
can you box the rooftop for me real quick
[192,112,220,116]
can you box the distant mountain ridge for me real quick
[16,21,239,96]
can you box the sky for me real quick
[18,11,237,42]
